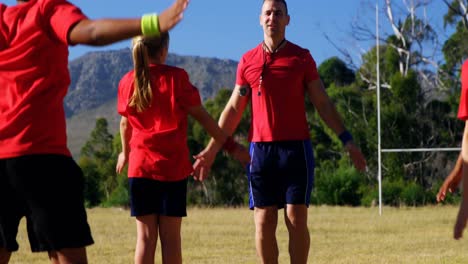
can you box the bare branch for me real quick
[321,32,359,70]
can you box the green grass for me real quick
[8,206,468,263]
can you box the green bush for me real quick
[360,180,438,207]
[187,179,206,205]
[312,166,365,206]
[102,175,129,207]
[360,187,378,207]
[103,184,130,207]
[381,179,405,206]
[401,182,426,206]
[79,157,104,207]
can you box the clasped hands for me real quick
[192,141,250,181]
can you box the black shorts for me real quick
[0,154,94,252]
[247,140,315,209]
[129,177,187,217]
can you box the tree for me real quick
[79,118,119,205]
[384,0,438,76]
[318,57,355,88]
[105,132,130,207]
[331,0,446,92]
[81,118,113,161]
[442,0,468,93]
[443,0,468,29]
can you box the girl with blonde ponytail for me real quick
[130,34,169,112]
[116,34,250,264]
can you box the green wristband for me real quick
[141,13,160,37]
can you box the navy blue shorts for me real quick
[129,178,188,217]
[0,154,94,252]
[247,140,315,210]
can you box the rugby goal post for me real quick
[375,3,461,215]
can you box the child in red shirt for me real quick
[0,0,189,263]
[452,59,468,239]
[115,34,250,264]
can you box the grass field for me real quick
[8,206,468,264]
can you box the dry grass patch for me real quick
[8,206,468,263]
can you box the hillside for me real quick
[66,49,238,157]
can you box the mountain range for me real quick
[65,49,238,157]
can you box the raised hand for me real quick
[158,0,190,33]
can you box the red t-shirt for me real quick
[458,60,468,121]
[117,64,202,181]
[236,41,320,142]
[0,0,87,158]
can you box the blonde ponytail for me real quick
[130,36,152,112]
[129,34,169,112]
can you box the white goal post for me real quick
[375,3,461,215]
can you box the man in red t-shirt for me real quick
[193,0,367,263]
[0,0,189,263]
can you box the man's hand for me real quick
[345,142,367,172]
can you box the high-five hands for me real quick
[158,0,190,32]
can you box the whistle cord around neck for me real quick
[258,39,287,96]
[263,38,287,54]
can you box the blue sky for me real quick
[3,0,450,65]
